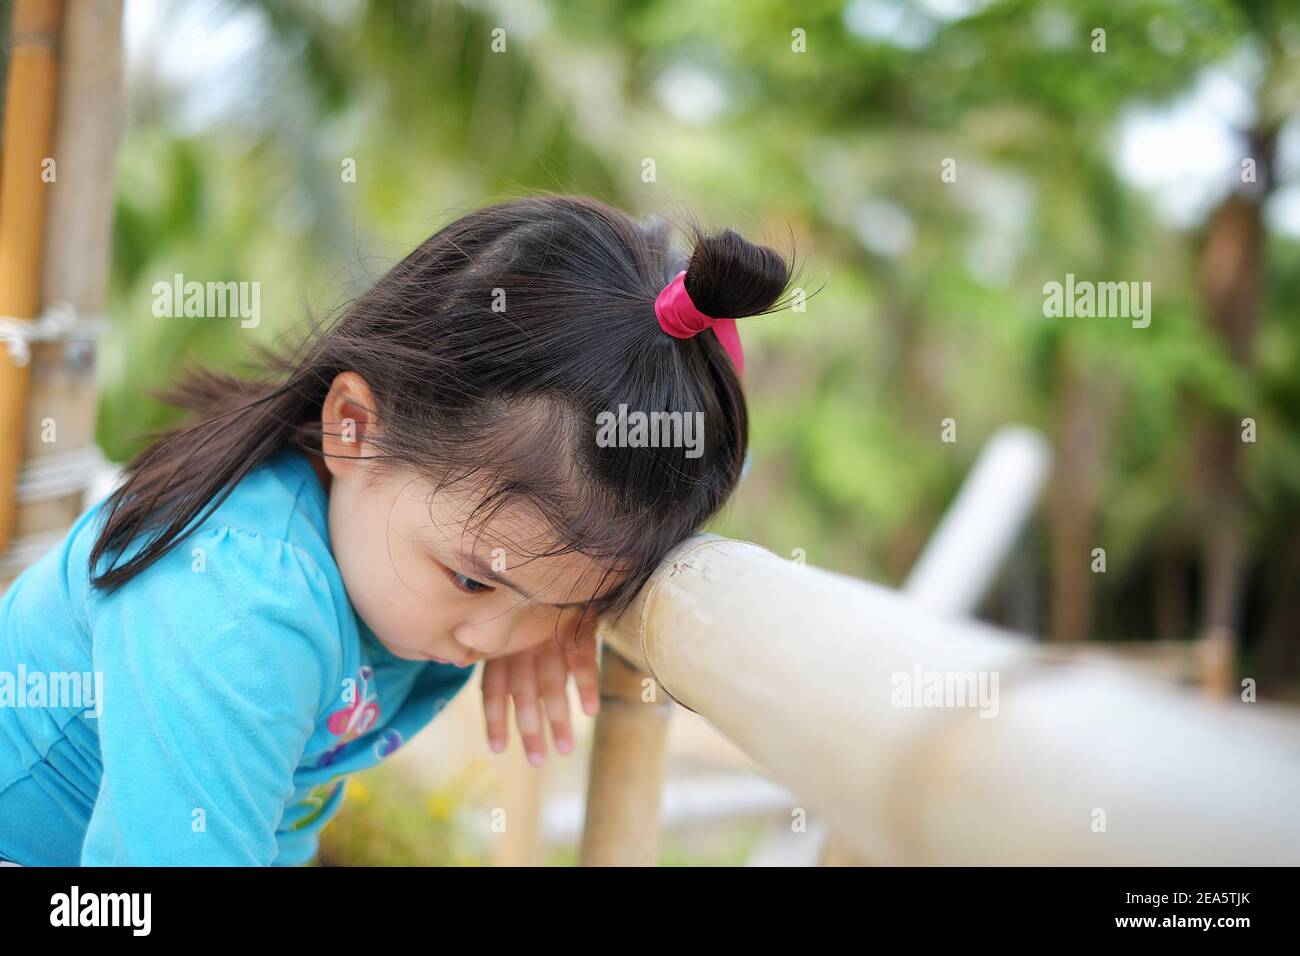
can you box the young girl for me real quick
[0,194,794,865]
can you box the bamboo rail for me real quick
[814,425,1050,864]
[583,535,1300,865]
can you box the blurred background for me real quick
[15,0,1300,863]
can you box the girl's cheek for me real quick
[517,616,567,654]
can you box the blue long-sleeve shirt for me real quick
[0,446,476,865]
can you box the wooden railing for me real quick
[580,535,1300,865]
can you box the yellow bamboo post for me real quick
[1197,624,1236,699]
[0,0,122,590]
[0,0,63,555]
[578,643,671,866]
[817,839,866,866]
[490,712,546,867]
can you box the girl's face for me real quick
[316,373,613,667]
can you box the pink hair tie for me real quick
[654,270,744,376]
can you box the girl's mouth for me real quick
[428,651,475,667]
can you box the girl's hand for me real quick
[480,607,601,766]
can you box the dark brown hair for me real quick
[89,194,801,619]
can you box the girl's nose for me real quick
[452,620,512,658]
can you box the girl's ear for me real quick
[321,371,382,477]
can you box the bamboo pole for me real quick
[490,711,546,867]
[578,643,672,866]
[0,0,123,589]
[600,535,1300,865]
[0,0,63,555]
[818,426,1051,865]
[42,0,122,312]
[902,427,1051,616]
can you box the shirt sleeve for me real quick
[81,525,343,865]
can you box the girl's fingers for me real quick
[507,651,546,767]
[570,652,601,718]
[535,642,573,756]
[515,696,547,768]
[565,611,602,718]
[481,657,510,753]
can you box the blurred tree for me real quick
[102,0,1300,690]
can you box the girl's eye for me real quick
[447,568,492,595]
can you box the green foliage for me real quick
[105,0,1300,660]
